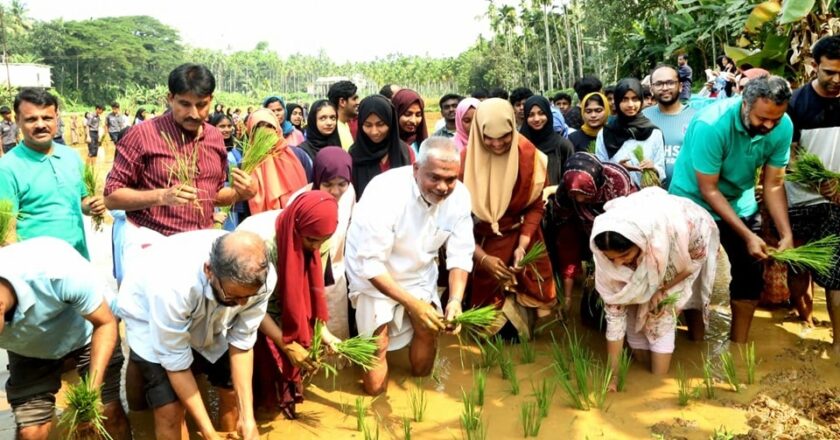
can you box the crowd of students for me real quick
[0,33,837,440]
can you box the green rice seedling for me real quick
[409,379,428,422]
[237,126,280,173]
[701,354,716,399]
[719,352,740,392]
[531,379,556,418]
[587,140,597,154]
[591,361,612,410]
[460,388,481,432]
[477,337,501,369]
[549,333,570,379]
[568,339,592,406]
[654,291,681,316]
[519,400,543,437]
[402,416,412,440]
[768,234,840,277]
[59,373,112,440]
[633,145,662,187]
[214,205,231,230]
[308,320,337,379]
[309,320,379,376]
[0,199,17,243]
[362,418,380,440]
[556,366,588,410]
[741,341,757,385]
[787,152,840,198]
[451,305,499,341]
[676,362,693,406]
[516,240,548,284]
[519,334,536,364]
[615,348,632,392]
[499,351,519,395]
[473,368,487,406]
[82,163,104,232]
[355,396,368,432]
[461,406,488,440]
[710,425,736,440]
[161,131,201,211]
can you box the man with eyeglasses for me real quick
[117,229,274,440]
[643,65,698,191]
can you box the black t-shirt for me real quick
[787,82,840,143]
[568,130,596,153]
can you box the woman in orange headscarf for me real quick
[462,98,557,340]
[246,109,308,213]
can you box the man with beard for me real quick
[642,64,697,190]
[345,137,474,395]
[669,75,794,344]
[784,35,840,348]
[117,230,273,440]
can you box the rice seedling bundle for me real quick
[654,291,682,316]
[499,351,519,395]
[59,373,112,440]
[402,417,412,440]
[0,199,16,243]
[82,163,104,232]
[309,320,379,376]
[632,145,661,188]
[473,368,487,406]
[237,126,280,174]
[461,392,488,440]
[450,305,499,341]
[786,152,840,198]
[161,130,201,211]
[591,361,612,410]
[768,235,840,277]
[516,241,547,282]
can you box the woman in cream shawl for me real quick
[462,98,557,340]
[590,187,718,386]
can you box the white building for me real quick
[0,63,52,88]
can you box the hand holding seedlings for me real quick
[159,184,198,207]
[407,299,446,333]
[229,167,257,200]
[282,341,319,373]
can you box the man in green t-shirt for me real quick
[0,88,106,259]
[669,75,795,344]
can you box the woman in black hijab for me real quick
[298,99,342,162]
[519,95,574,186]
[348,94,414,199]
[596,78,665,186]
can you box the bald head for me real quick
[209,231,269,286]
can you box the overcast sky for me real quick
[27,0,497,62]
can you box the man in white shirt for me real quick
[346,137,474,396]
[117,229,274,440]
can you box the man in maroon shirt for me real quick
[104,63,257,266]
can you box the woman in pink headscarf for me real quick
[590,187,718,387]
[453,97,479,153]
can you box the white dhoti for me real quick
[350,286,441,351]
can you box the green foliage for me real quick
[59,373,112,440]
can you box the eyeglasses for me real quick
[214,276,268,304]
[651,80,679,89]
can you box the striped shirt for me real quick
[104,112,227,236]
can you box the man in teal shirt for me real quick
[0,237,129,439]
[0,88,105,259]
[669,75,794,344]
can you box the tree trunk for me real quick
[563,5,575,87]
[542,1,553,91]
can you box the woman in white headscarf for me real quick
[590,187,718,387]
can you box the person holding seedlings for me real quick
[669,75,794,344]
[0,237,129,440]
[590,188,719,383]
[0,88,105,258]
[245,109,309,213]
[104,63,259,274]
[784,35,840,346]
[462,98,556,338]
[349,94,415,200]
[346,137,473,396]
[253,191,340,419]
[117,229,272,440]
[298,99,342,162]
[392,89,429,156]
[595,78,666,188]
[568,92,611,153]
